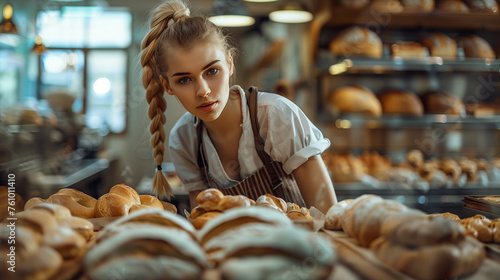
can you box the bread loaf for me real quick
[370,0,405,13]
[406,149,424,169]
[341,194,409,247]
[421,32,458,58]
[391,41,427,58]
[436,0,471,13]
[324,199,354,230]
[464,0,499,13]
[324,153,366,182]
[401,0,435,12]
[329,27,383,58]
[218,225,337,280]
[25,188,97,219]
[379,89,424,115]
[371,212,485,280]
[85,226,207,280]
[421,90,464,115]
[439,158,462,182]
[457,34,496,59]
[327,85,382,117]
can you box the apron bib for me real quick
[196,87,306,206]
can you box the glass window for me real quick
[37,8,131,48]
[86,50,127,134]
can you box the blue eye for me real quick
[178,77,190,84]
[207,68,219,75]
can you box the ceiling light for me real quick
[209,0,255,27]
[0,4,18,34]
[269,3,313,24]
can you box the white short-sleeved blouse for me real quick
[168,85,331,192]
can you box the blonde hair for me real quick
[140,0,235,198]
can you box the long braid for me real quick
[140,3,181,199]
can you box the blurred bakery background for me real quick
[0,0,499,216]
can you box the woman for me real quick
[140,0,337,213]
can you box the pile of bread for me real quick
[430,212,500,243]
[0,203,94,279]
[326,83,473,117]
[24,183,177,219]
[323,149,500,185]
[337,0,499,14]
[189,188,317,230]
[324,194,487,280]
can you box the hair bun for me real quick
[173,7,190,20]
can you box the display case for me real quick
[309,2,500,217]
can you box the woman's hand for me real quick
[292,155,337,214]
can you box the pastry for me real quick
[26,188,97,219]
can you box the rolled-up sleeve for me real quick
[258,93,331,174]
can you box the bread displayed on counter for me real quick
[329,26,383,58]
[401,0,435,12]
[439,157,462,182]
[325,199,354,230]
[421,32,458,58]
[457,34,496,59]
[84,226,207,280]
[372,210,486,280]
[25,184,176,219]
[217,225,337,280]
[421,90,464,115]
[464,0,499,13]
[327,85,382,117]
[390,41,427,58]
[370,0,405,13]
[378,89,424,116]
[435,0,471,13]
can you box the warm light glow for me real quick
[3,4,13,20]
[93,78,111,94]
[269,10,313,23]
[208,15,255,27]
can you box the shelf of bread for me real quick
[317,53,499,75]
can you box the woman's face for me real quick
[161,41,233,122]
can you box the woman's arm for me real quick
[292,155,337,214]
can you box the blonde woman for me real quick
[141,0,337,213]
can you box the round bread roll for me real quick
[218,224,337,280]
[457,34,496,59]
[370,0,405,13]
[465,0,499,13]
[191,211,222,230]
[379,89,424,116]
[401,0,435,12]
[421,32,458,58]
[196,188,224,211]
[327,85,382,117]
[436,0,471,13]
[341,194,409,247]
[85,226,207,280]
[421,90,463,115]
[255,194,287,213]
[329,27,383,58]
[94,184,141,218]
[197,207,292,246]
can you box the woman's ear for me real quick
[228,55,234,76]
[160,75,174,95]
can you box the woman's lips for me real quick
[198,101,217,112]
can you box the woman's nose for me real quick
[196,79,211,98]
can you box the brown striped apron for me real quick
[196,87,306,207]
